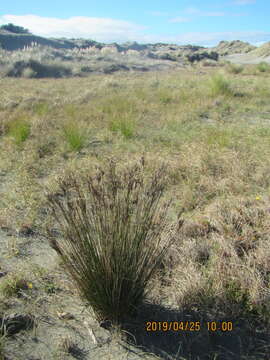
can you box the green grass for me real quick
[62,121,88,151]
[7,117,31,145]
[109,115,136,139]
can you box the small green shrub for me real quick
[62,121,87,151]
[210,74,233,96]
[46,159,182,324]
[257,62,270,73]
[226,63,244,74]
[8,117,31,145]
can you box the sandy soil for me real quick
[223,53,270,64]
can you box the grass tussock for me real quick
[209,74,233,96]
[109,115,136,139]
[257,61,270,73]
[7,116,31,145]
[46,158,182,324]
[62,120,88,151]
[226,63,244,74]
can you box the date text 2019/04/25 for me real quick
[145,321,233,332]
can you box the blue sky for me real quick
[0,0,269,46]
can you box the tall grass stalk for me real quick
[46,159,182,324]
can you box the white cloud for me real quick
[169,17,190,23]
[0,14,269,46]
[233,0,256,4]
[0,14,146,42]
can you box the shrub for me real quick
[257,62,270,73]
[46,159,182,324]
[0,23,30,34]
[201,59,219,67]
[22,67,37,78]
[6,60,71,78]
[226,63,244,74]
[103,64,129,74]
[80,65,93,73]
[210,74,233,96]
[62,121,87,151]
[187,51,219,63]
[7,117,31,145]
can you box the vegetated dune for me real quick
[221,42,270,65]
[1,28,270,74]
[251,41,270,57]
[210,40,256,56]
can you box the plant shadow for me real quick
[120,302,270,360]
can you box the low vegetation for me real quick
[0,23,30,34]
[257,61,270,73]
[46,159,182,324]
[62,120,88,151]
[226,63,244,74]
[0,64,270,359]
[209,73,233,96]
[7,116,31,145]
[0,272,30,298]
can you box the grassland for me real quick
[0,64,270,359]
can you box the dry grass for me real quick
[0,67,270,358]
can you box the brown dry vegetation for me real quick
[0,65,270,359]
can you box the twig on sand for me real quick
[84,321,98,344]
